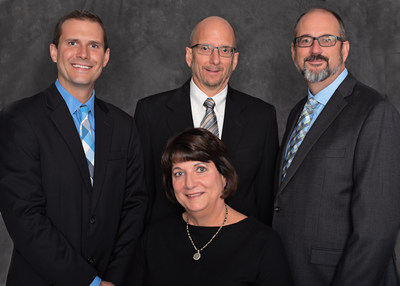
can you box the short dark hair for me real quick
[161,128,238,204]
[52,10,108,50]
[293,8,347,40]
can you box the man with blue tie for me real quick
[272,8,400,286]
[0,10,147,286]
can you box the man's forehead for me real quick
[296,10,340,36]
[60,19,104,39]
[192,17,235,44]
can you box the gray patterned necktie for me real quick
[281,97,319,181]
[200,98,219,137]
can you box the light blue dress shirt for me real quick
[55,79,100,286]
[284,68,348,159]
[55,79,95,143]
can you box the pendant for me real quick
[193,251,201,260]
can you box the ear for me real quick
[231,51,239,71]
[185,46,193,68]
[221,174,227,188]
[49,43,58,63]
[341,40,350,63]
[102,48,110,68]
[291,42,295,62]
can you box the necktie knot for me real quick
[79,105,89,118]
[305,96,319,111]
[203,98,216,110]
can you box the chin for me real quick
[185,203,208,214]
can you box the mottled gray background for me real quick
[0,0,399,284]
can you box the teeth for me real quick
[187,193,201,198]
[73,64,90,69]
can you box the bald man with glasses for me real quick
[134,16,279,226]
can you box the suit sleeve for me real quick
[0,107,97,286]
[255,106,279,225]
[331,100,400,285]
[134,99,156,223]
[103,118,148,285]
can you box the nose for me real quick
[310,39,323,53]
[184,172,195,189]
[77,45,89,59]
[209,47,221,65]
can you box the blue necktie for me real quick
[78,105,95,185]
[200,98,219,137]
[281,97,319,181]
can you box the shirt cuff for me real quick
[90,276,102,286]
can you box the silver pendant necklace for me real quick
[186,203,228,261]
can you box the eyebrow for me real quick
[63,38,104,47]
[172,162,209,169]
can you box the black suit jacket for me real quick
[272,73,400,286]
[134,80,279,225]
[0,84,148,286]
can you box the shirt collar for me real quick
[55,79,95,115]
[189,78,228,109]
[308,68,348,105]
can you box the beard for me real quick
[295,50,343,83]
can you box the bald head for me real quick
[190,16,237,47]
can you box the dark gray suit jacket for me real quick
[0,84,148,286]
[272,73,400,286]
[134,80,279,225]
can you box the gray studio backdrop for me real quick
[0,0,399,283]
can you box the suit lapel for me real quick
[277,74,356,195]
[166,80,195,134]
[91,99,113,210]
[221,87,245,151]
[45,85,92,191]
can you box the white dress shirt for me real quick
[189,78,227,139]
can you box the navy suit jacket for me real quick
[0,84,148,286]
[134,80,279,225]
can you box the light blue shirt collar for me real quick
[308,68,348,105]
[55,79,95,115]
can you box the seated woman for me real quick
[133,128,293,285]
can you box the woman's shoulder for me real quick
[232,216,281,242]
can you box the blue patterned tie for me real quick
[281,97,319,181]
[200,98,219,137]
[78,105,95,185]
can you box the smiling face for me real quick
[172,160,226,216]
[186,16,238,96]
[291,9,349,91]
[50,19,110,101]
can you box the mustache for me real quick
[304,54,329,62]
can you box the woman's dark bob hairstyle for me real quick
[161,128,238,204]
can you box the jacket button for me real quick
[89,217,96,224]
[88,257,95,264]
[274,206,281,212]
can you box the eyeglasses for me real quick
[190,44,237,58]
[294,35,345,47]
